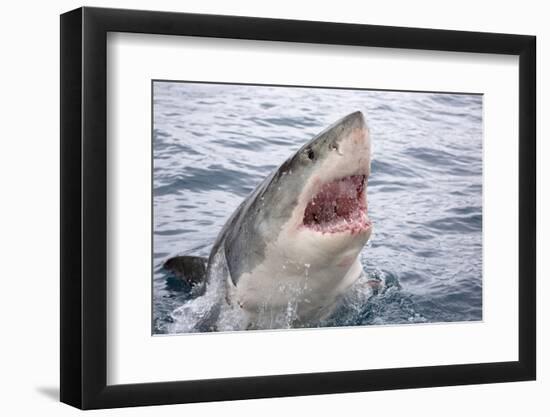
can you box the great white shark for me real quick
[164,111,375,331]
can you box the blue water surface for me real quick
[152,82,483,334]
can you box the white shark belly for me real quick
[231,253,363,327]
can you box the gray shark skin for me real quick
[165,111,373,331]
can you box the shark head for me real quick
[273,110,372,269]
[295,111,371,231]
[260,110,372,244]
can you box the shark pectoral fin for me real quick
[163,256,208,286]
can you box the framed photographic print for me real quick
[60,6,536,410]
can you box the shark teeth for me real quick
[302,175,371,234]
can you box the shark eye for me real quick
[307,148,315,160]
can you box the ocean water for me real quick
[152,81,483,334]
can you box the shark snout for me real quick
[335,112,371,175]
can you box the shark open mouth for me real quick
[303,175,371,234]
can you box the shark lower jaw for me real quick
[302,174,372,235]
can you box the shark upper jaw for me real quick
[301,174,371,235]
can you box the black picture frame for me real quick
[60,6,536,410]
